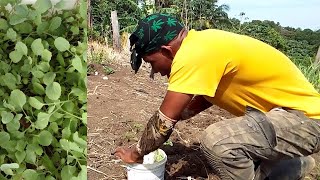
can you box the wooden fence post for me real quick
[111,11,121,51]
[315,45,320,65]
[87,0,92,30]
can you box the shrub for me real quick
[0,0,87,179]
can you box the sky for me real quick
[217,0,320,30]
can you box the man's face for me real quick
[143,49,173,77]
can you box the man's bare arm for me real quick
[136,91,193,155]
[180,95,213,120]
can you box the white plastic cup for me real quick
[126,149,167,180]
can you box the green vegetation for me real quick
[154,149,165,162]
[0,0,87,179]
[89,0,320,91]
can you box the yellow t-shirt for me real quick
[168,29,320,119]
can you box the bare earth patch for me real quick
[87,63,320,180]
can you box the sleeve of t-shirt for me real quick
[167,45,238,97]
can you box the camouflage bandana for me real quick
[129,13,184,73]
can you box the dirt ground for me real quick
[87,62,320,180]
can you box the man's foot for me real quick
[266,156,315,180]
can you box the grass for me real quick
[103,65,114,75]
[88,41,114,64]
[87,41,130,76]
[294,57,320,92]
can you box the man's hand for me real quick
[113,146,143,164]
[114,91,193,163]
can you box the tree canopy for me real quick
[89,0,320,90]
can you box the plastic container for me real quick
[126,149,167,180]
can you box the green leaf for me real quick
[34,144,43,155]
[49,17,62,31]
[73,132,86,148]
[45,176,55,180]
[9,50,23,63]
[62,126,71,139]
[43,154,57,176]
[29,97,44,110]
[0,18,9,30]
[53,111,64,119]
[0,0,10,6]
[38,130,52,146]
[31,38,44,56]
[70,87,86,102]
[46,82,61,100]
[27,9,38,20]
[49,122,58,133]
[79,0,87,18]
[70,26,79,35]
[15,140,27,152]
[61,165,76,180]
[0,88,4,96]
[41,49,52,61]
[47,105,55,113]
[15,4,29,17]
[33,82,45,95]
[33,0,52,14]
[82,112,87,125]
[14,22,33,34]
[36,22,49,34]
[67,155,75,164]
[25,146,36,164]
[37,62,50,72]
[0,132,10,147]
[6,28,17,41]
[11,130,25,140]
[3,101,15,111]
[13,114,23,122]
[60,139,70,151]
[0,163,19,175]
[33,11,42,25]
[35,112,50,129]
[43,72,56,85]
[1,111,14,124]
[32,70,44,78]
[56,53,65,66]
[69,142,83,153]
[72,56,84,73]
[9,89,27,109]
[54,37,70,52]
[22,169,38,180]
[9,15,27,25]
[3,73,17,90]
[15,41,28,55]
[6,118,20,132]
[2,140,16,152]
[77,165,87,180]
[7,114,22,133]
[15,151,26,164]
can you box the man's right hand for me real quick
[113,146,143,164]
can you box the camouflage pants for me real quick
[200,107,320,180]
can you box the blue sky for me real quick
[217,0,320,30]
